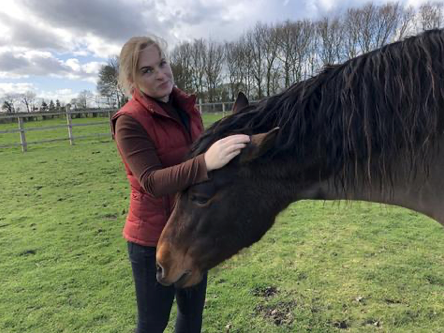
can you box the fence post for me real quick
[108,110,113,139]
[18,117,27,152]
[66,105,74,145]
[222,102,226,117]
[198,99,202,114]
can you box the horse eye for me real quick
[190,194,209,205]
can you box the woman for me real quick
[111,35,249,333]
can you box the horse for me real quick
[156,28,444,288]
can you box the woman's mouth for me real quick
[159,81,170,89]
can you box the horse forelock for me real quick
[191,29,444,192]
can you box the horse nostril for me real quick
[156,263,164,280]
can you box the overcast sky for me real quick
[0,0,431,104]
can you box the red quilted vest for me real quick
[111,87,204,246]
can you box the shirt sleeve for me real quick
[114,115,209,197]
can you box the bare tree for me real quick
[76,90,94,109]
[21,91,37,113]
[170,42,194,92]
[239,35,256,98]
[316,16,345,66]
[225,37,259,100]
[246,23,266,99]
[342,3,402,57]
[97,56,126,108]
[1,100,14,113]
[189,39,207,101]
[225,41,245,100]
[69,98,78,110]
[259,23,281,96]
[275,20,296,88]
[343,7,362,58]
[277,20,314,85]
[417,2,444,31]
[306,25,320,78]
[1,94,20,113]
[373,3,405,45]
[395,5,417,40]
[203,40,225,103]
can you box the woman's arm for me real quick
[114,115,209,197]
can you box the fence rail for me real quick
[0,107,116,152]
[0,100,243,152]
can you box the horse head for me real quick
[155,95,287,288]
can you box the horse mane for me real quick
[191,29,444,192]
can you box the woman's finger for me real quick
[225,150,241,162]
[224,143,247,155]
[220,137,250,151]
[221,134,250,146]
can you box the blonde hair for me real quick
[118,35,168,97]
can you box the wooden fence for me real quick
[0,107,116,152]
[0,100,240,152]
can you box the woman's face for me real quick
[135,44,174,102]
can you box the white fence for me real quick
[0,100,240,152]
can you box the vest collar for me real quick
[132,87,198,118]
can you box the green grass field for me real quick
[1,114,444,332]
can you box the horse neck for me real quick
[294,149,444,225]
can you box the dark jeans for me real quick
[127,242,207,333]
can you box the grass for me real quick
[1,114,444,332]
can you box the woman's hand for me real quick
[204,134,250,171]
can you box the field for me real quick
[1,114,444,333]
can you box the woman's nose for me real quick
[155,69,166,80]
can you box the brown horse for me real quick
[156,29,444,288]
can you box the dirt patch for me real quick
[254,300,297,326]
[332,320,349,329]
[19,249,36,256]
[103,213,118,220]
[252,285,279,298]
[364,318,382,327]
[385,298,402,304]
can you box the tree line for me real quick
[0,89,112,113]
[169,1,443,103]
[97,2,444,107]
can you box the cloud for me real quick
[0,50,104,82]
[0,12,67,51]
[38,88,79,103]
[0,52,30,73]
[0,82,35,95]
[0,51,67,78]
[17,0,173,55]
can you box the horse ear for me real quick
[232,92,249,114]
[240,127,279,164]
